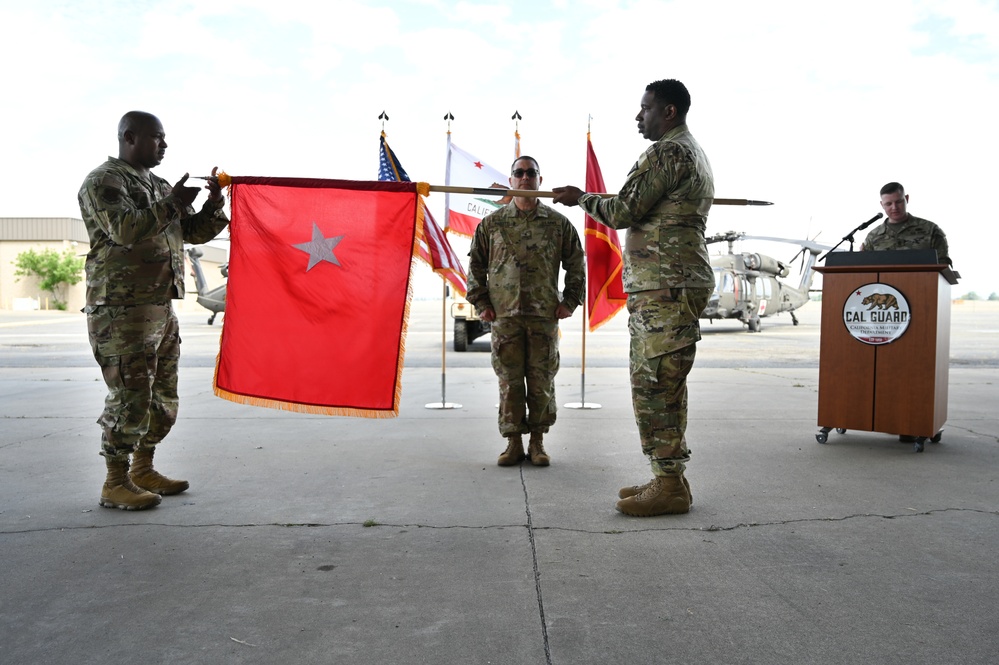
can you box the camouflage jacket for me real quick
[78,157,229,306]
[578,124,714,292]
[861,214,950,265]
[466,201,585,319]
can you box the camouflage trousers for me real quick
[85,303,180,462]
[490,316,560,437]
[627,287,712,476]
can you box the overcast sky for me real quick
[1,0,996,297]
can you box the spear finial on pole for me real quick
[444,111,454,134]
[512,110,522,158]
[378,110,389,133]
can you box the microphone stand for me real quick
[819,213,883,262]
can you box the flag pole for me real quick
[426,112,460,410]
[563,286,602,410]
[425,185,772,206]
[566,118,601,410]
[512,110,522,159]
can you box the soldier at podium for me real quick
[861,181,951,444]
[861,182,950,265]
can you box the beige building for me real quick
[0,217,228,315]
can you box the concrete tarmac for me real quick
[1,301,997,664]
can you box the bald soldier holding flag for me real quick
[79,111,229,511]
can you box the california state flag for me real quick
[445,141,509,237]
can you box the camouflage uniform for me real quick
[578,124,714,476]
[78,156,229,461]
[861,214,950,264]
[466,201,585,437]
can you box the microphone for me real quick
[820,212,886,260]
[857,212,883,231]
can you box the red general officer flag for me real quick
[214,176,423,418]
[584,136,627,331]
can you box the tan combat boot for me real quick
[100,458,162,511]
[130,447,190,495]
[527,432,550,467]
[497,435,526,466]
[615,475,690,516]
[618,474,692,505]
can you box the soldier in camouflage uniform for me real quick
[863,181,951,444]
[466,156,585,467]
[78,111,229,511]
[861,182,950,265]
[554,79,713,516]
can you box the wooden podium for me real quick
[814,251,958,452]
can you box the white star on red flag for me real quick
[293,222,344,271]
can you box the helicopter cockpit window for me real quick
[716,270,735,294]
[761,278,772,299]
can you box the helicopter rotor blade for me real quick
[706,231,745,245]
[787,247,806,275]
[741,235,832,253]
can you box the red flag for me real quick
[214,177,421,418]
[584,136,627,331]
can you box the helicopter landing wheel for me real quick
[208,313,217,325]
[791,312,799,326]
[747,316,760,333]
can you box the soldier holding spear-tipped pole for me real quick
[551,78,724,518]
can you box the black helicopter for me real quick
[186,246,227,325]
[702,231,831,332]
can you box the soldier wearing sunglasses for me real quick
[467,156,585,468]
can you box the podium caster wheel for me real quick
[816,433,828,444]
[836,428,846,434]
[914,439,925,453]
[931,431,943,443]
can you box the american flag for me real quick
[379,133,467,296]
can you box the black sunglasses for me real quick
[511,168,540,178]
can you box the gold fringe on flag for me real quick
[211,381,404,418]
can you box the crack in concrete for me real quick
[0,521,526,535]
[518,465,553,665]
[4,507,995,538]
[939,423,999,443]
[537,507,999,534]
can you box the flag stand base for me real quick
[425,402,462,409]
[564,402,602,409]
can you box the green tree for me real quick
[13,247,85,310]
[989,292,998,301]
[960,291,980,301]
